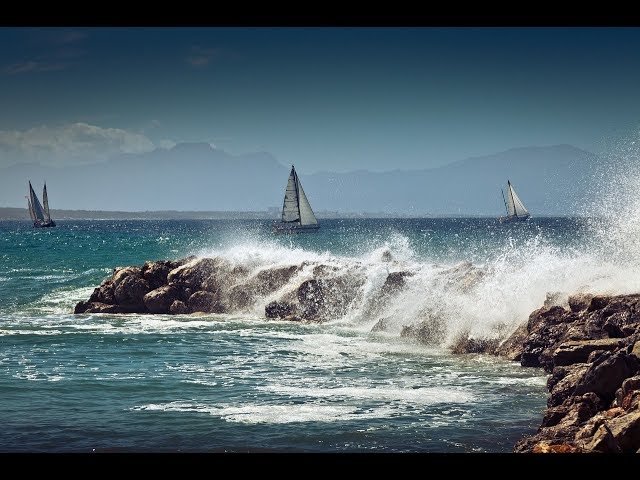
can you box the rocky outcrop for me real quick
[74,256,361,322]
[501,293,640,453]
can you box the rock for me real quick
[615,375,640,406]
[582,424,621,453]
[265,301,297,319]
[88,278,115,304]
[114,275,150,308]
[169,300,188,315]
[298,279,324,319]
[112,266,142,288]
[568,293,595,313]
[544,291,568,309]
[553,338,624,367]
[400,317,446,346]
[573,351,640,403]
[167,258,221,288]
[143,285,180,314]
[588,295,611,312]
[187,290,225,314]
[495,323,528,361]
[607,411,640,452]
[547,364,590,408]
[141,260,175,290]
[74,301,130,314]
[531,442,581,453]
[450,333,500,354]
[380,272,412,296]
[631,341,640,360]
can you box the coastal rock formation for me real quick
[500,293,640,453]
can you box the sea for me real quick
[2,213,640,453]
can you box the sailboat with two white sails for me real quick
[498,180,530,223]
[272,165,319,234]
[27,181,56,228]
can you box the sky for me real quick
[1,27,640,174]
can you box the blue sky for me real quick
[1,27,640,173]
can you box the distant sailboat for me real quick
[498,180,530,223]
[27,181,56,228]
[272,165,319,234]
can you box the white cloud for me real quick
[159,139,177,149]
[0,122,156,167]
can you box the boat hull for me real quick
[498,215,529,224]
[33,220,56,228]
[272,223,319,234]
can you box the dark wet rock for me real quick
[187,290,225,314]
[298,279,325,319]
[573,351,640,403]
[114,275,150,308]
[400,315,447,346]
[112,266,142,288]
[167,258,222,288]
[553,338,624,367]
[143,285,180,314]
[265,301,297,319]
[450,332,500,355]
[74,301,132,314]
[141,260,176,290]
[568,293,595,313]
[88,278,115,305]
[495,323,528,361]
[547,364,591,408]
[169,300,188,315]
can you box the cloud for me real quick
[159,139,177,149]
[3,61,68,75]
[0,123,156,167]
[185,46,223,68]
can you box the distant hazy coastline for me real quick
[0,207,485,220]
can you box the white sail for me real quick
[296,175,318,226]
[29,182,46,222]
[508,182,529,217]
[27,197,36,222]
[42,183,51,223]
[281,167,301,222]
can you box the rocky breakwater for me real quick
[505,293,640,453]
[74,255,368,322]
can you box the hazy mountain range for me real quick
[0,143,602,216]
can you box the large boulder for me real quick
[88,278,115,305]
[169,300,188,315]
[114,275,150,309]
[187,290,225,314]
[265,301,297,319]
[553,338,624,367]
[141,260,177,290]
[143,285,180,314]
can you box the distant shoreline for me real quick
[0,207,586,221]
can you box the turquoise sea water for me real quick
[0,217,629,452]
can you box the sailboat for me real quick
[27,181,56,228]
[498,180,530,223]
[272,165,319,234]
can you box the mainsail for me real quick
[42,183,51,223]
[280,166,318,226]
[28,181,46,222]
[504,180,529,218]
